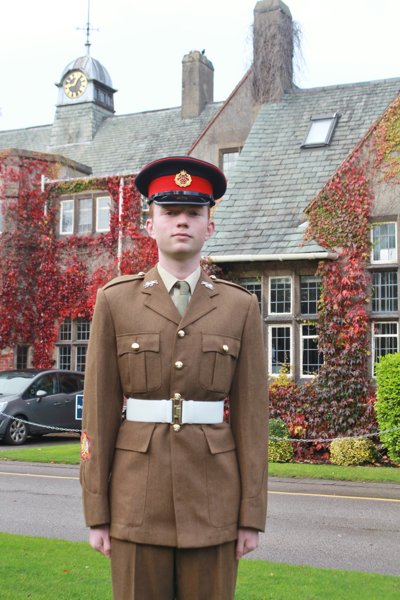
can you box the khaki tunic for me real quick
[81,266,268,548]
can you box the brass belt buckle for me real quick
[172,393,183,432]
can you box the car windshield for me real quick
[0,372,36,395]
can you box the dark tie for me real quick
[174,281,190,316]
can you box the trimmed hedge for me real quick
[268,418,293,463]
[375,352,400,462]
[330,438,378,466]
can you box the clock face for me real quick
[63,70,88,99]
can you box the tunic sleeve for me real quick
[80,288,124,527]
[229,293,268,531]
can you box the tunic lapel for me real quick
[141,267,181,324]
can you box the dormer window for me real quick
[302,113,339,148]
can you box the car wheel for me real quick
[5,417,28,445]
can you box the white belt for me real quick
[126,397,225,427]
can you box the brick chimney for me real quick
[181,50,214,119]
[252,0,294,103]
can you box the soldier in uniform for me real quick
[80,156,268,599]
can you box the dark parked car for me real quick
[0,369,84,445]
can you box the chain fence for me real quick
[1,410,400,442]
[0,411,81,433]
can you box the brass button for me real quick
[177,330,185,338]
[131,342,140,351]
[175,361,183,370]
[173,424,181,432]
[222,344,229,353]
[173,393,182,401]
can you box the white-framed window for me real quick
[300,276,321,315]
[371,222,397,263]
[140,195,150,228]
[239,277,262,310]
[56,318,91,372]
[301,324,323,377]
[372,321,398,374]
[269,276,292,314]
[60,199,74,234]
[78,198,92,233]
[372,271,398,313]
[219,147,242,175]
[60,193,111,235]
[302,113,339,148]
[268,324,292,376]
[96,196,111,232]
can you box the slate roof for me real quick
[204,78,400,259]
[0,104,222,176]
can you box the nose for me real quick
[176,212,189,227]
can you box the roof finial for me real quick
[77,0,99,55]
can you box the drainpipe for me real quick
[117,177,124,275]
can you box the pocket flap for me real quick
[202,334,240,358]
[115,421,156,452]
[117,333,160,356]
[202,424,236,454]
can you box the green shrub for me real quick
[268,418,293,463]
[330,438,378,466]
[375,352,400,462]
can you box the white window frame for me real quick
[372,321,399,376]
[268,324,293,377]
[60,199,74,235]
[300,323,322,378]
[371,271,398,313]
[371,222,397,264]
[96,196,111,232]
[300,275,321,316]
[269,276,292,315]
[78,197,93,234]
[302,113,339,148]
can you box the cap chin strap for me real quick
[149,190,215,207]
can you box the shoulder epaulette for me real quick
[103,272,146,290]
[209,275,252,295]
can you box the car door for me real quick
[57,372,85,429]
[23,372,62,434]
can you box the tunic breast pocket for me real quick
[199,334,240,394]
[117,333,161,393]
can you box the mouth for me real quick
[172,233,192,239]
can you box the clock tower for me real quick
[50,53,117,148]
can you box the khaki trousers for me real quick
[110,538,238,600]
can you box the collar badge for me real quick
[143,280,159,288]
[201,281,214,290]
[174,170,192,188]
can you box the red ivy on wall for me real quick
[0,156,157,367]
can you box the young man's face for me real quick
[145,204,215,262]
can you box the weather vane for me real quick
[76,0,99,55]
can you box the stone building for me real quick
[0,0,399,381]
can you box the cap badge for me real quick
[174,170,192,188]
[143,280,159,289]
[201,281,214,290]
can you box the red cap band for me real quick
[148,174,213,198]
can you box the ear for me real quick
[205,219,215,240]
[145,218,155,238]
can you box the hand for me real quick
[236,528,259,560]
[89,525,111,558]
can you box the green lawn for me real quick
[0,442,399,483]
[1,533,399,600]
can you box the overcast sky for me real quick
[0,0,399,131]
